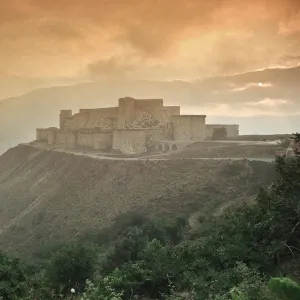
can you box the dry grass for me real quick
[0,145,276,259]
[163,142,277,159]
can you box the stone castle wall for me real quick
[150,106,180,129]
[117,97,136,128]
[112,129,146,154]
[171,115,206,141]
[60,110,72,129]
[36,97,239,154]
[146,128,172,141]
[36,128,54,141]
[94,132,112,150]
[63,107,118,130]
[205,124,239,139]
[77,132,94,147]
[55,130,77,146]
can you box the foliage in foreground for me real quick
[0,134,299,300]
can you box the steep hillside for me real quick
[0,145,276,258]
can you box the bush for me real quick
[2,134,300,300]
[268,277,300,300]
[0,252,34,300]
[46,243,97,295]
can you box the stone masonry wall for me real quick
[134,99,163,111]
[77,132,94,147]
[36,97,241,154]
[85,108,118,128]
[112,129,147,154]
[64,107,118,130]
[117,97,136,128]
[172,115,206,141]
[151,106,180,129]
[94,132,112,150]
[60,110,72,129]
[146,128,172,141]
[128,110,159,129]
[36,128,53,140]
[36,128,58,145]
[55,130,77,146]
[64,110,89,130]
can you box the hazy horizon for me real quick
[1,0,300,153]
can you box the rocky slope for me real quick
[0,145,276,258]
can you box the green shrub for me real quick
[268,277,300,300]
[46,243,97,295]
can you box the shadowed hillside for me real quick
[0,145,276,258]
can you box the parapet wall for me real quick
[172,115,206,141]
[205,124,239,139]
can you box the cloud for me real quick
[87,56,138,78]
[1,0,300,79]
[38,20,83,39]
[247,98,289,106]
[230,82,272,91]
[280,54,300,65]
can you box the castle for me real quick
[36,97,239,154]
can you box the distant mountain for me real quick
[1,66,300,154]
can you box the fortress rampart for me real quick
[36,97,239,154]
[172,115,206,141]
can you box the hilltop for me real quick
[1,66,300,154]
[0,144,276,259]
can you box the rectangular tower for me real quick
[117,97,136,128]
[59,110,73,130]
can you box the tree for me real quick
[212,127,228,140]
[46,243,97,295]
[0,252,30,300]
[268,277,300,300]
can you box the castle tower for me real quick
[117,97,136,128]
[59,110,72,130]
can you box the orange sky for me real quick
[1,0,300,82]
